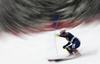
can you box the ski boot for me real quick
[66,48,74,57]
[72,49,80,56]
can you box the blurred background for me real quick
[0,1,100,64]
[0,0,100,35]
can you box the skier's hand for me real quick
[56,34,60,37]
[63,46,67,49]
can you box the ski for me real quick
[48,58,70,62]
[48,54,81,62]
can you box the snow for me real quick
[0,21,100,64]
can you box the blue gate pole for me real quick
[52,14,61,56]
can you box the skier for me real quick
[56,30,81,56]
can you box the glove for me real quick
[63,45,67,49]
[56,34,60,37]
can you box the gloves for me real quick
[63,45,67,49]
[56,34,60,37]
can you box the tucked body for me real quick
[56,30,81,56]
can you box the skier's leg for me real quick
[72,47,80,56]
[72,38,81,55]
[72,48,78,53]
[73,49,80,56]
[66,45,74,56]
[66,48,73,54]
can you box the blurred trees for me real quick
[0,0,100,31]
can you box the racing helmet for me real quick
[60,30,66,35]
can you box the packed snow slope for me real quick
[0,21,100,64]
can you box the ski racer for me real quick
[56,30,81,56]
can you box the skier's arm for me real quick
[66,42,71,46]
[63,42,71,49]
[56,34,67,38]
[56,34,60,37]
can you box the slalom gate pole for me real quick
[52,14,61,56]
[55,15,61,30]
